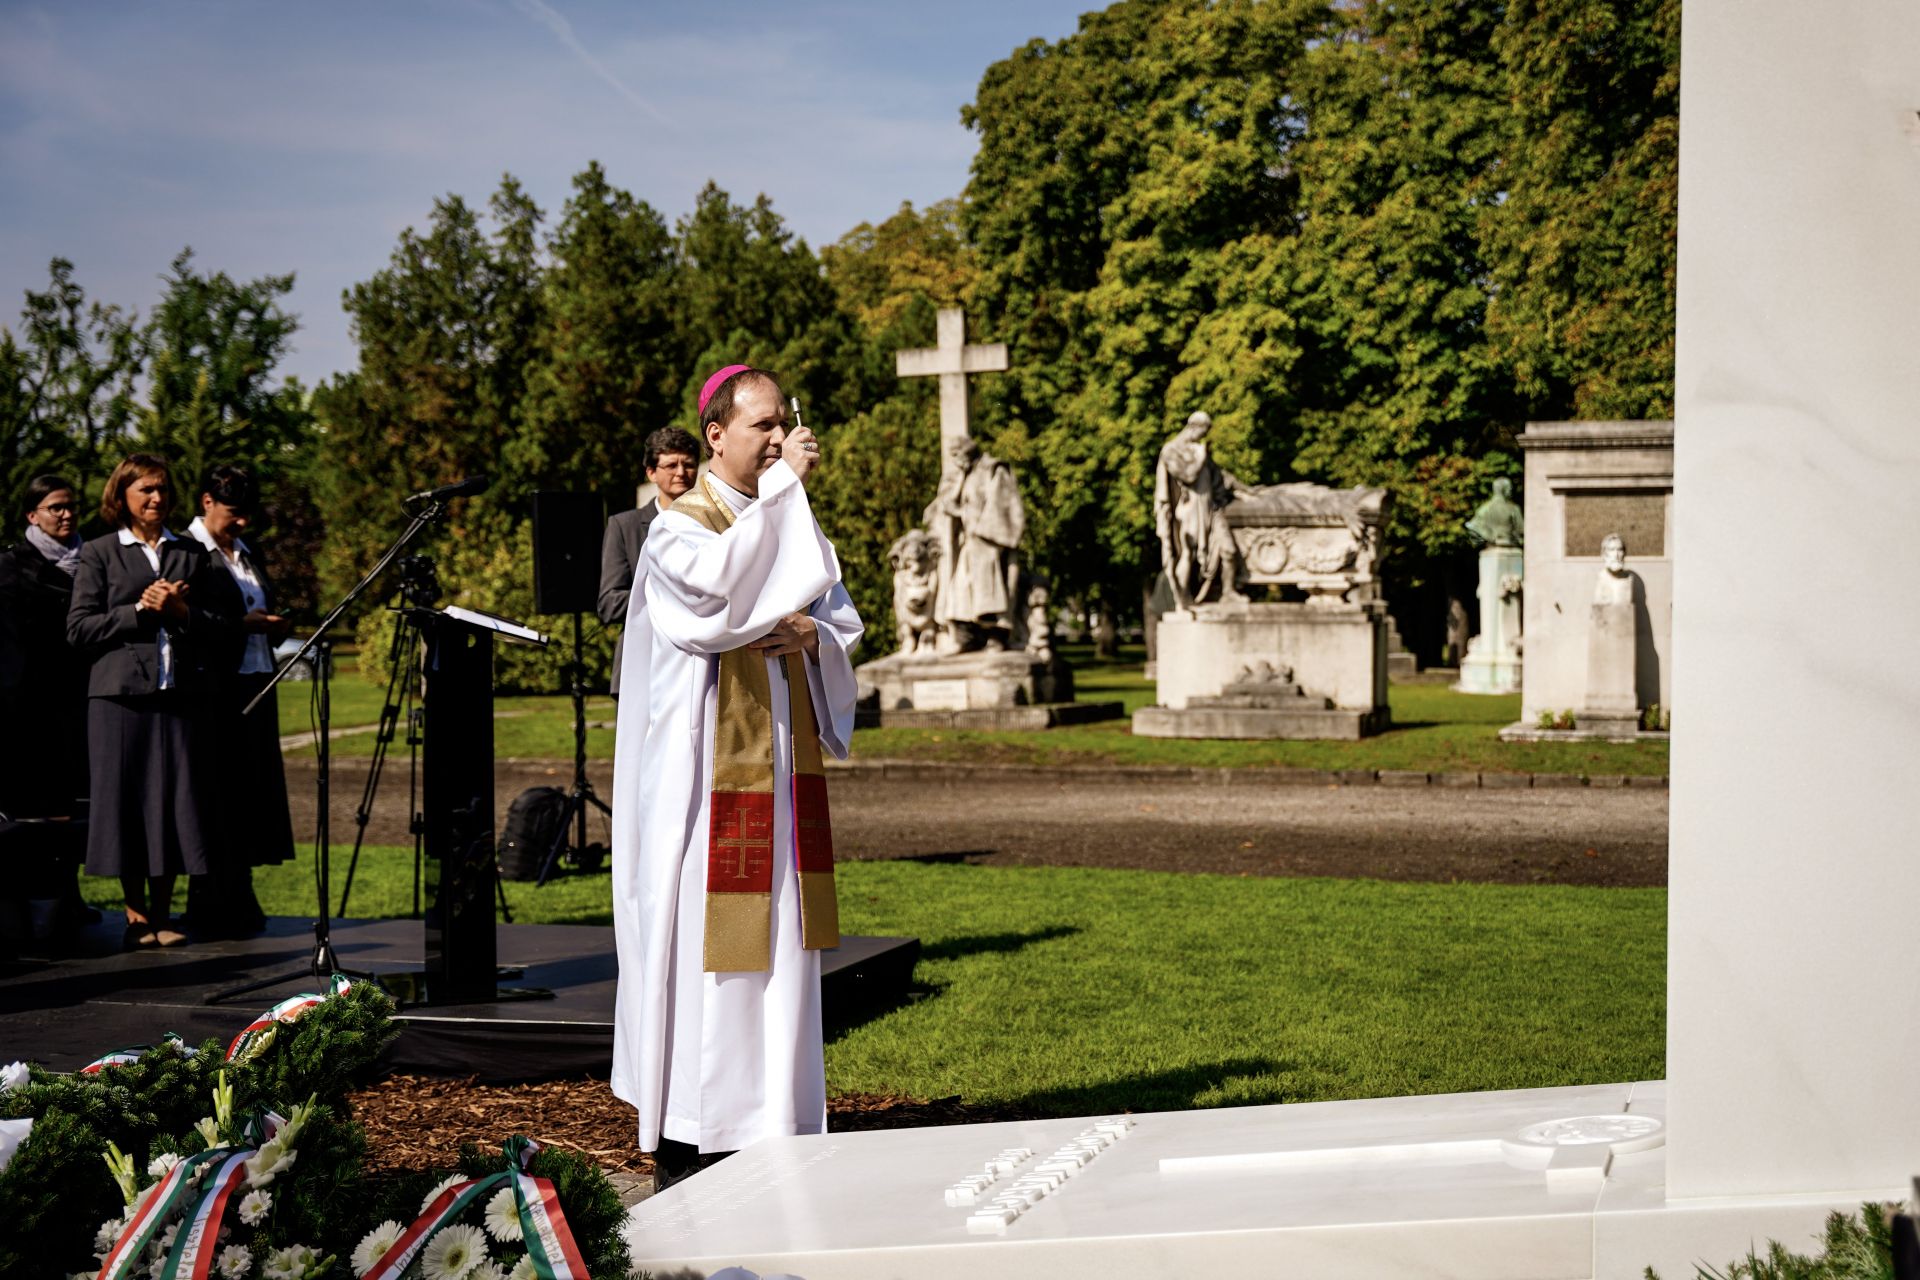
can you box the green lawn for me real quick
[86,846,1667,1115]
[287,645,1666,776]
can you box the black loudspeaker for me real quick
[532,491,605,615]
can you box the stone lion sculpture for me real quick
[888,528,941,655]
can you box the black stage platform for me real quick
[0,916,920,1081]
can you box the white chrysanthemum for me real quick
[468,1262,506,1280]
[216,1244,254,1279]
[244,1139,297,1189]
[419,1173,467,1214]
[153,1221,180,1257]
[505,1256,536,1280]
[93,1217,124,1254]
[350,1219,404,1277]
[0,1060,27,1090]
[482,1185,523,1243]
[419,1223,487,1280]
[238,1187,272,1226]
[147,1151,183,1179]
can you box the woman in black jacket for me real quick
[0,474,93,941]
[186,464,295,936]
[66,454,239,948]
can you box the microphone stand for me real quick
[205,495,454,1004]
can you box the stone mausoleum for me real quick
[1511,420,1674,730]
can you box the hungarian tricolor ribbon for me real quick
[94,1146,235,1280]
[364,1138,589,1280]
[226,974,355,1062]
[360,1173,509,1280]
[154,1148,252,1280]
[83,1032,194,1074]
[505,1137,589,1280]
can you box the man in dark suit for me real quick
[599,427,700,696]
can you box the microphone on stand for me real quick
[405,474,491,507]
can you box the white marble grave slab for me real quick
[625,1081,1855,1279]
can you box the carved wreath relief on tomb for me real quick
[1153,410,1390,609]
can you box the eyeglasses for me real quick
[35,501,76,514]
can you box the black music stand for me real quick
[374,606,555,1007]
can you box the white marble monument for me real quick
[1509,420,1673,730]
[626,5,1920,1273]
[857,311,1110,726]
[1578,534,1641,737]
[1135,412,1391,739]
[1455,478,1525,694]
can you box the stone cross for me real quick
[895,308,1009,461]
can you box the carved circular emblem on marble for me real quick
[1235,528,1291,576]
[1511,1114,1665,1153]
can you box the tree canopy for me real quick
[6,0,1678,675]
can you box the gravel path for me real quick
[286,758,1666,888]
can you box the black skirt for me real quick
[84,693,214,878]
[220,671,296,866]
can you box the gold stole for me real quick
[672,475,840,972]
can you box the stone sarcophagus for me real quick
[1226,483,1390,607]
[1141,412,1393,740]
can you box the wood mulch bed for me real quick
[349,1073,1033,1177]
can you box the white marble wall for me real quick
[1669,0,1920,1199]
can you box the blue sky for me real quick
[0,0,1093,383]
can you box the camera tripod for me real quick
[534,610,611,885]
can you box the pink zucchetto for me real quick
[697,364,753,416]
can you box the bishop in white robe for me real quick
[609,365,863,1160]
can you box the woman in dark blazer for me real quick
[0,474,89,816]
[186,464,295,936]
[66,453,239,948]
[0,474,93,944]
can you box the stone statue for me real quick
[1018,575,1054,664]
[924,436,1026,650]
[1456,477,1525,694]
[1594,533,1633,605]
[887,529,940,655]
[1581,531,1639,735]
[1465,477,1525,549]
[1154,411,1248,609]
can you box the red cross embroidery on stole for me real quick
[708,792,775,891]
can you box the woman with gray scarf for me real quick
[0,474,95,944]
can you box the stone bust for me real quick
[1465,477,1525,549]
[1594,532,1633,605]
